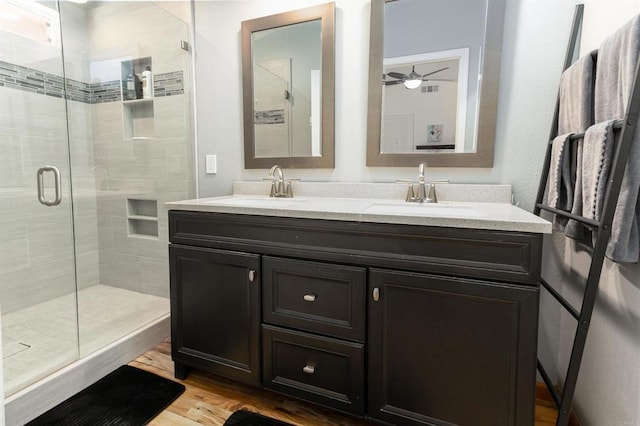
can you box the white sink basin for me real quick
[203,197,306,208]
[365,202,481,218]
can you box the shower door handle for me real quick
[37,166,62,206]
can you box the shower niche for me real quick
[127,198,159,239]
[121,57,155,140]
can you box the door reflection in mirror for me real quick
[252,20,322,158]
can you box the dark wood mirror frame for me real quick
[241,3,335,169]
[366,0,506,168]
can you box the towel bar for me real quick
[541,278,580,320]
[535,203,600,228]
[545,119,624,144]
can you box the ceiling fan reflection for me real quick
[383,66,451,89]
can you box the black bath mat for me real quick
[224,410,294,426]
[26,365,185,426]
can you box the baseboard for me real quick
[536,382,582,426]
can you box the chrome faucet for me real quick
[266,165,294,198]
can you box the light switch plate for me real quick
[205,155,217,174]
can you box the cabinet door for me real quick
[170,245,261,385]
[368,269,538,426]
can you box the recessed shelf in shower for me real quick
[127,198,158,239]
[121,57,154,140]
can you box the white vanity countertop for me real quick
[167,183,551,234]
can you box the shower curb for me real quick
[3,314,170,426]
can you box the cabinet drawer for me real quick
[262,325,364,415]
[262,256,366,342]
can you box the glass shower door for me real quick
[0,0,79,396]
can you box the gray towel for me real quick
[592,15,640,262]
[549,52,595,233]
[582,120,617,221]
[548,133,573,230]
[558,53,595,135]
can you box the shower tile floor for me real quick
[2,285,168,396]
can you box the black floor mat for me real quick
[26,365,185,426]
[224,410,294,426]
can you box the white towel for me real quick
[592,15,640,262]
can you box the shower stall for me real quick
[0,1,194,423]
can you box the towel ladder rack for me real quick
[543,119,624,144]
[534,5,640,426]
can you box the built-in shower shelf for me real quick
[123,100,155,141]
[121,57,155,140]
[127,198,158,239]
[127,215,158,222]
[128,232,159,240]
[122,98,153,105]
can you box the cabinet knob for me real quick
[303,294,316,302]
[373,287,380,302]
[303,364,315,374]
[248,270,256,282]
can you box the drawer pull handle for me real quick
[303,294,316,302]
[248,270,256,282]
[373,287,380,302]
[303,365,315,374]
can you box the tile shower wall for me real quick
[0,1,193,313]
[87,1,193,297]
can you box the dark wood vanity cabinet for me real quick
[169,245,261,385]
[169,211,543,425]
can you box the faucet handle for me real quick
[425,180,448,203]
[396,179,416,202]
[284,179,300,198]
[426,182,438,203]
[284,181,294,198]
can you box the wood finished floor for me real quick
[131,341,560,425]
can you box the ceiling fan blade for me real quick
[421,66,449,78]
[422,78,455,82]
[387,72,408,80]
[383,80,405,86]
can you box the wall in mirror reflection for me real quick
[252,19,322,158]
[382,0,488,154]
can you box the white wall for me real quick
[194,1,640,423]
[194,0,577,208]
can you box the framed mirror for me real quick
[242,3,335,169]
[366,0,506,167]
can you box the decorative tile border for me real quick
[90,81,122,104]
[154,71,184,97]
[0,60,72,100]
[255,109,285,125]
[0,60,184,104]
